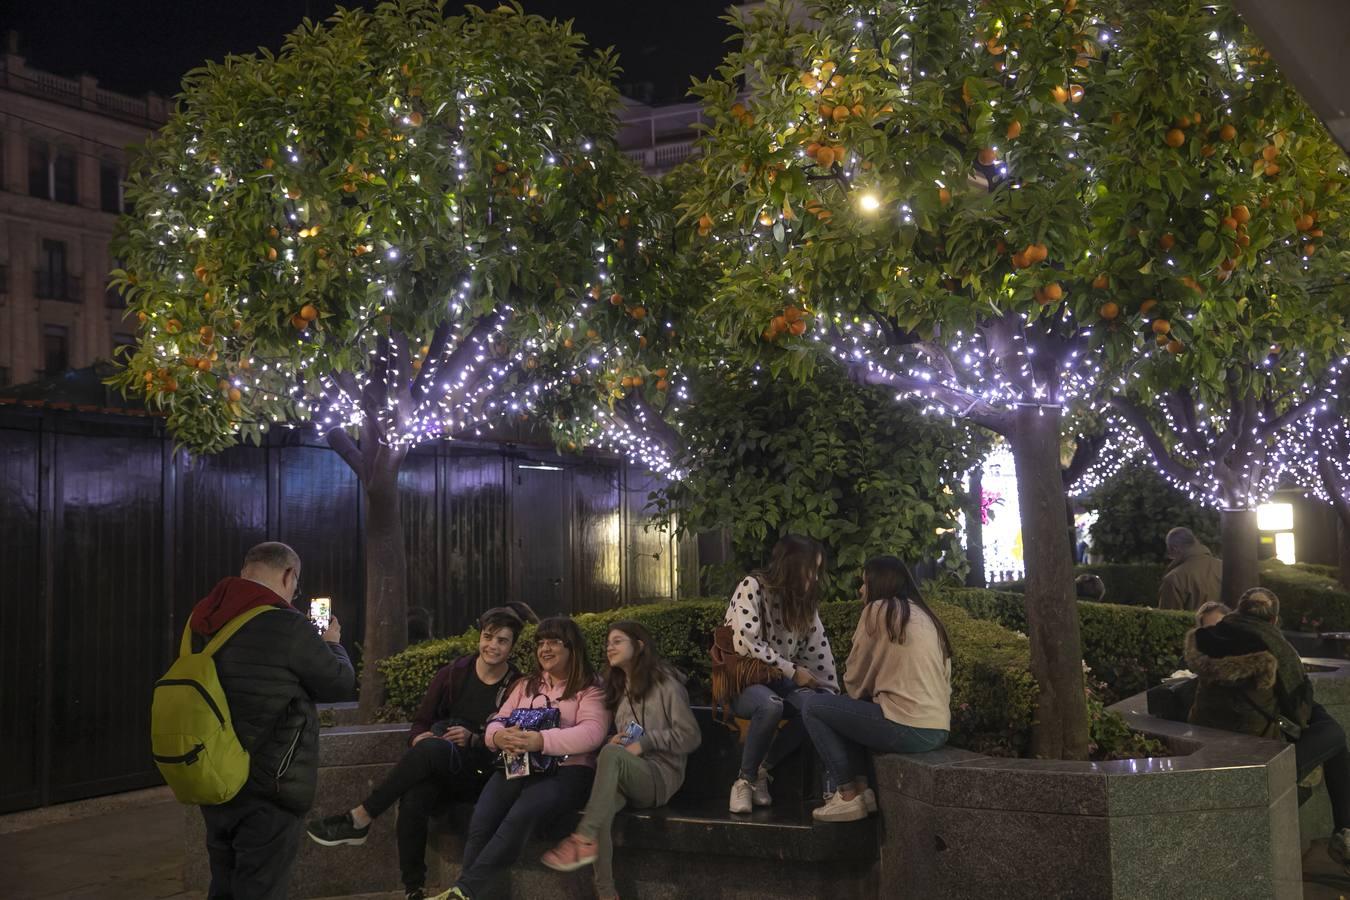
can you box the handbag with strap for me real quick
[488,696,564,773]
[710,589,781,722]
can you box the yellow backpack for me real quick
[150,606,278,805]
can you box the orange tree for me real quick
[679,0,1349,756]
[108,1,667,714]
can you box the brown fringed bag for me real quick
[709,590,780,722]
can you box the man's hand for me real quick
[444,726,472,747]
[792,666,818,689]
[322,614,342,645]
[411,731,436,746]
[608,734,626,746]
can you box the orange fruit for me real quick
[1264,162,1281,176]
[1156,333,1171,346]
[1165,128,1186,148]
[1027,243,1048,263]
[1304,242,1317,256]
[1167,339,1184,354]
[262,157,275,170]
[1042,282,1063,301]
[1158,233,1175,250]
[193,265,208,282]
[610,292,624,306]
[291,314,308,330]
[300,303,318,321]
[1232,204,1251,224]
[1140,298,1157,314]
[1006,120,1022,140]
[1051,85,1070,103]
[1069,85,1085,103]
[730,102,747,119]
[815,147,836,168]
[266,247,278,262]
[1262,145,1279,162]
[1092,273,1109,290]
[832,105,850,123]
[228,388,242,403]
[1099,301,1119,320]
[1237,233,1251,248]
[788,320,807,336]
[1151,319,1171,334]
[939,187,952,206]
[655,378,669,391]
[1221,216,1238,231]
[1011,251,1028,269]
[1296,213,1316,231]
[409,111,423,127]
[1219,124,1237,141]
[784,306,803,323]
[978,148,997,166]
[631,306,647,319]
[1200,144,1216,158]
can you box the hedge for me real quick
[378,597,1040,756]
[935,588,1194,703]
[993,563,1166,608]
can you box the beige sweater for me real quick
[844,601,952,731]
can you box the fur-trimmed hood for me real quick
[1184,627,1277,690]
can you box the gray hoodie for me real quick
[612,669,702,805]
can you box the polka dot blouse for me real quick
[724,575,838,690]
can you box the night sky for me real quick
[1,1,736,106]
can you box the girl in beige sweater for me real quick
[801,556,952,823]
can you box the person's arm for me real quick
[1158,575,1182,611]
[483,680,528,751]
[727,577,795,678]
[637,678,701,755]
[791,612,839,692]
[844,609,875,699]
[290,615,355,703]
[408,665,453,745]
[539,684,612,757]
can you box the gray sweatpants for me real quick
[574,743,662,896]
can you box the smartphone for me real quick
[309,597,332,632]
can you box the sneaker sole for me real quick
[306,832,368,847]
[540,855,598,873]
[813,809,868,823]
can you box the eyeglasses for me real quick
[537,638,568,650]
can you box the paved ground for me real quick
[3,793,1350,899]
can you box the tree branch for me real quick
[1110,395,1198,487]
[440,307,512,410]
[410,319,453,401]
[1062,429,1108,489]
[844,356,1010,434]
[615,392,686,458]
[326,426,366,479]
[1165,387,1208,456]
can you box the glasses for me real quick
[537,638,568,650]
[606,636,632,648]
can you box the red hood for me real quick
[190,576,293,635]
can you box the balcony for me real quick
[35,270,83,302]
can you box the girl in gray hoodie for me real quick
[539,620,701,898]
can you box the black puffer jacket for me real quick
[190,578,354,813]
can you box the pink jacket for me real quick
[484,674,610,768]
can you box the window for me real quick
[100,162,122,213]
[28,139,50,198]
[53,148,77,204]
[37,240,74,300]
[42,325,69,375]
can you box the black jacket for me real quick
[191,581,354,813]
[1185,613,1313,740]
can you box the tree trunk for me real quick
[1219,508,1259,607]
[1339,516,1350,592]
[965,464,986,588]
[357,456,408,720]
[1008,408,1090,760]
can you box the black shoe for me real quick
[405,890,426,900]
[306,812,369,846]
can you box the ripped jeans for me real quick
[731,679,827,781]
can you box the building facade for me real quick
[0,51,168,388]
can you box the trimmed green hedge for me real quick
[993,563,1166,608]
[935,588,1194,703]
[378,597,1039,756]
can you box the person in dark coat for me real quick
[306,602,537,900]
[189,541,355,900]
[1186,587,1350,873]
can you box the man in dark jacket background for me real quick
[191,541,354,899]
[1185,587,1350,873]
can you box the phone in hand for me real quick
[309,597,332,633]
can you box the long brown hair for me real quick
[753,534,824,634]
[526,616,595,700]
[602,620,671,710]
[862,556,953,660]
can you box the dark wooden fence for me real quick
[0,407,695,813]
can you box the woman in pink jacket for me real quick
[435,617,610,900]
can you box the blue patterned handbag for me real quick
[488,698,563,774]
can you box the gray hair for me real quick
[1165,527,1198,554]
[242,541,301,575]
[1236,587,1279,621]
[1194,601,1232,627]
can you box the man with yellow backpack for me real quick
[153,542,354,900]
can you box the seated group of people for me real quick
[306,535,954,900]
[1185,587,1350,873]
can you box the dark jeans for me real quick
[457,765,595,900]
[731,680,825,781]
[362,738,493,891]
[800,692,948,788]
[1296,703,1350,832]
[202,794,304,900]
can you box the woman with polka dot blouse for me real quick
[801,556,952,823]
[724,535,838,815]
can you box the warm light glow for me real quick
[858,193,881,213]
[1256,502,1293,532]
[1274,531,1296,565]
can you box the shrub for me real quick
[993,563,1167,607]
[1259,560,1350,632]
[1080,461,1220,563]
[379,596,1039,756]
[935,587,1193,703]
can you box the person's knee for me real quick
[753,693,784,720]
[598,743,626,764]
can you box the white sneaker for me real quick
[862,787,877,814]
[751,766,773,807]
[812,791,868,823]
[729,778,754,814]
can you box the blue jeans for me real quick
[800,692,948,789]
[731,679,826,781]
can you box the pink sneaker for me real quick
[540,834,599,872]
